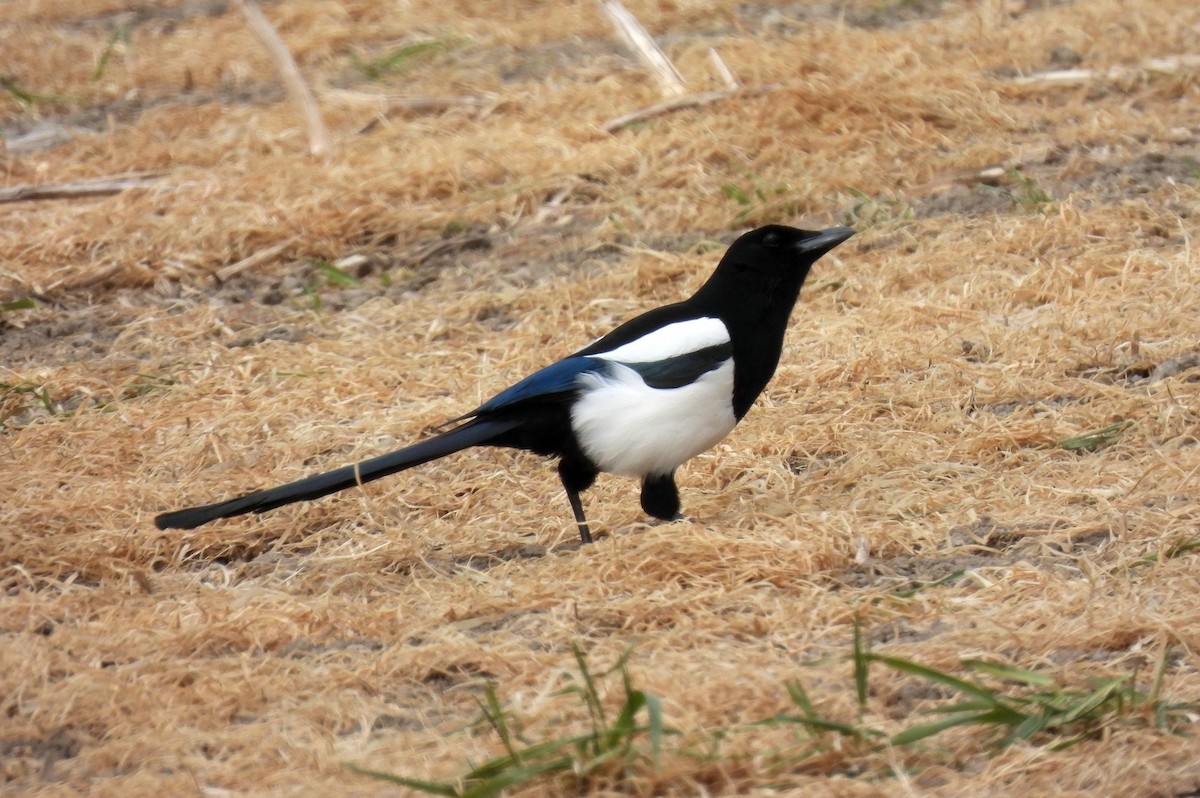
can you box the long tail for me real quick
[154,418,520,530]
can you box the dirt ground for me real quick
[3,0,1200,795]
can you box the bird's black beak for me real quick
[793,226,854,256]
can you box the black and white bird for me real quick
[155,224,853,543]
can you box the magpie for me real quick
[155,224,853,543]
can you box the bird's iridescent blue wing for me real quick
[456,356,604,420]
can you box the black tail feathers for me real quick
[154,419,518,530]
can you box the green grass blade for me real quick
[93,24,130,81]
[0,298,35,313]
[1148,645,1171,705]
[465,735,592,781]
[853,618,869,709]
[354,39,446,80]
[0,75,71,106]
[611,688,646,744]
[608,640,639,677]
[1130,536,1200,568]
[571,642,607,731]
[346,764,462,796]
[314,259,362,287]
[1057,677,1127,724]
[1165,537,1200,559]
[721,183,752,205]
[891,569,965,598]
[2,76,43,105]
[462,757,573,798]
[36,386,55,414]
[761,714,865,737]
[1055,421,1131,451]
[477,683,521,764]
[963,660,1057,688]
[302,282,322,310]
[892,710,1009,745]
[785,680,818,717]
[925,698,1013,714]
[1004,710,1051,744]
[1047,731,1093,751]
[868,654,1018,712]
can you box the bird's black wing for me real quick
[619,342,733,389]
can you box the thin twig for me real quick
[1011,54,1200,87]
[0,172,164,203]
[46,262,124,294]
[708,48,739,90]
[402,234,494,267]
[598,0,686,98]
[329,90,496,114]
[3,122,79,155]
[910,143,1059,195]
[233,0,331,157]
[325,89,498,134]
[215,236,299,281]
[603,85,778,133]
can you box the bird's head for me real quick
[695,224,854,311]
[723,224,853,273]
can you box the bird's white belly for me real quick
[570,360,737,477]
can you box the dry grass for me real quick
[3,0,1200,795]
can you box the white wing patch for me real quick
[570,359,737,478]
[592,317,730,363]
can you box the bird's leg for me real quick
[558,460,598,544]
[565,488,592,544]
[640,471,681,521]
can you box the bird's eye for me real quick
[762,232,781,248]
